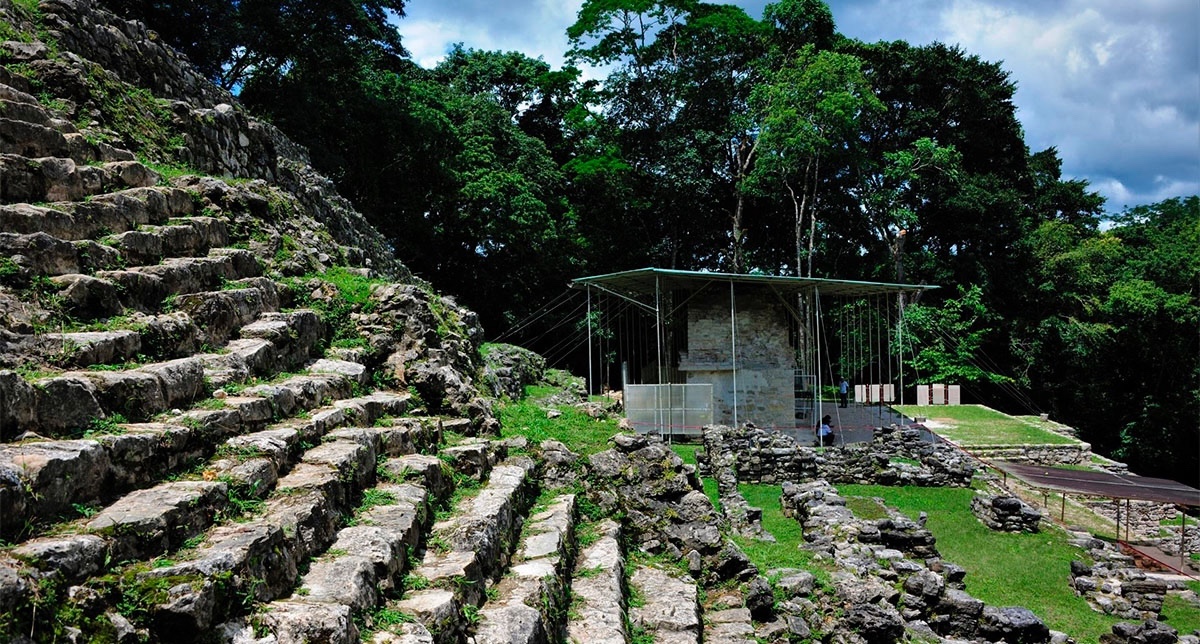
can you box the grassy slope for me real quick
[497,385,620,455]
[736,483,832,588]
[835,485,1200,642]
[894,404,1078,445]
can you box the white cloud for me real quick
[830,0,1198,210]
[398,0,583,69]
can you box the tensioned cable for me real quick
[521,300,587,355]
[490,289,581,343]
[913,321,1040,414]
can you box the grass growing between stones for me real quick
[496,385,620,456]
[733,484,831,589]
[836,484,1124,643]
[893,404,1078,446]
[668,444,720,508]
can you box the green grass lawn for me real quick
[736,483,831,588]
[830,484,1200,643]
[893,404,1079,446]
[497,385,621,455]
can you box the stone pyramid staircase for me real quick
[0,66,652,643]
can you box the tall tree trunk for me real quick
[805,156,820,277]
[786,180,804,277]
[787,156,815,277]
[732,195,745,272]
[730,137,757,273]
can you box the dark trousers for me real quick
[839,392,848,408]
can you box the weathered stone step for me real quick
[106,248,261,304]
[0,366,392,540]
[439,438,503,483]
[703,608,756,644]
[49,248,263,319]
[236,310,323,372]
[475,493,577,644]
[1,281,282,383]
[0,231,123,276]
[250,479,436,640]
[392,456,539,644]
[0,306,322,439]
[0,153,159,203]
[428,455,538,582]
[565,519,626,644]
[125,433,384,633]
[190,308,323,389]
[1,98,60,130]
[177,279,285,350]
[23,355,209,432]
[117,418,439,640]
[0,84,57,126]
[1,392,420,602]
[0,186,195,241]
[630,566,701,644]
[11,329,143,367]
[101,215,229,265]
[0,121,73,160]
[3,285,285,369]
[0,217,227,279]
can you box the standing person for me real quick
[838,376,849,408]
[819,414,834,446]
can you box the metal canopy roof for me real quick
[994,462,1200,507]
[571,267,939,299]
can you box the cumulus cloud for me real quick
[398,0,582,69]
[395,0,1199,211]
[928,0,1199,210]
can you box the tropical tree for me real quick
[749,45,882,276]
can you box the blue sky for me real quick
[396,0,1199,212]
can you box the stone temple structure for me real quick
[572,268,936,439]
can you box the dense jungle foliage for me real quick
[106,0,1198,483]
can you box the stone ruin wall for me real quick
[779,479,1058,644]
[970,493,1043,533]
[1068,533,1171,621]
[680,290,794,430]
[700,423,976,489]
[965,443,1092,467]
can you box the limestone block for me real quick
[0,439,110,530]
[257,600,359,644]
[392,590,459,644]
[81,369,166,420]
[33,374,105,432]
[0,370,37,440]
[86,480,227,560]
[51,273,123,318]
[309,358,369,387]
[11,534,108,583]
[475,602,545,644]
[297,554,379,610]
[0,203,77,239]
[107,229,163,264]
[332,524,409,588]
[630,566,700,640]
[138,357,205,409]
[1,231,80,275]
